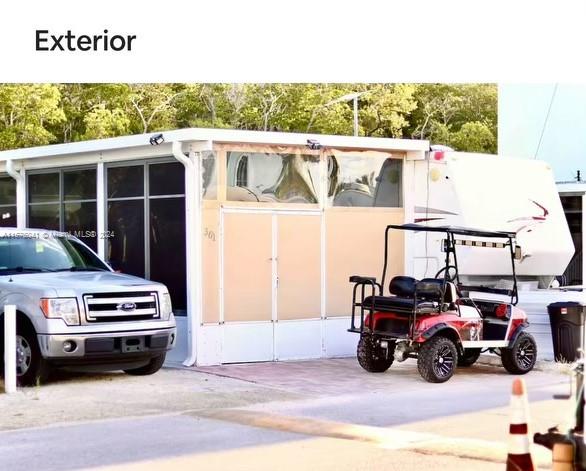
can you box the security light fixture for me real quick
[149,133,165,146]
[306,139,322,150]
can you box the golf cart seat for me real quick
[360,277,457,315]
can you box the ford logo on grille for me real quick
[117,302,136,312]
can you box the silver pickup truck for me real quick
[0,228,176,386]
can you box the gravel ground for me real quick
[0,367,301,431]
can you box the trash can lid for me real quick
[548,301,586,307]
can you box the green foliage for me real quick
[0,84,65,150]
[450,121,496,153]
[406,83,497,153]
[82,105,130,139]
[0,83,498,153]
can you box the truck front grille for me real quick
[84,291,159,322]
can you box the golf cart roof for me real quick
[389,223,516,239]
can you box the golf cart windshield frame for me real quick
[383,223,519,305]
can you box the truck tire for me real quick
[124,353,166,376]
[458,348,481,367]
[501,332,537,375]
[13,324,51,387]
[417,336,457,383]
[357,335,393,373]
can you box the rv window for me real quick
[329,155,402,207]
[226,152,320,204]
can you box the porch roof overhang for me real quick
[0,127,430,164]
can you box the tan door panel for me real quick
[223,212,273,322]
[277,215,321,320]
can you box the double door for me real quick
[221,209,322,362]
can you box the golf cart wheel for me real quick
[458,348,481,367]
[3,321,51,387]
[124,353,166,376]
[357,335,393,373]
[417,336,457,383]
[501,332,537,375]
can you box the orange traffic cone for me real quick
[506,378,535,471]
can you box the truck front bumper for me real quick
[37,327,177,360]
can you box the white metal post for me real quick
[189,149,203,366]
[172,140,206,367]
[4,305,16,394]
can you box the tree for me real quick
[82,105,131,140]
[0,84,65,150]
[127,84,184,134]
[450,121,496,153]
[0,83,498,153]
[54,84,132,142]
[407,84,497,153]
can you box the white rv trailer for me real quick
[0,130,576,364]
[408,150,573,279]
[406,150,582,359]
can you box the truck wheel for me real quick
[417,336,457,383]
[124,353,166,376]
[501,332,537,374]
[14,325,51,387]
[458,348,481,367]
[357,335,393,373]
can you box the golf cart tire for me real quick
[501,332,537,375]
[357,335,393,373]
[124,353,166,376]
[417,335,458,383]
[458,348,481,367]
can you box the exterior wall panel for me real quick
[202,204,220,324]
[325,208,404,317]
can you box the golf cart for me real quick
[348,224,537,383]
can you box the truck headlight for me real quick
[160,292,173,321]
[40,298,80,326]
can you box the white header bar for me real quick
[2,0,586,82]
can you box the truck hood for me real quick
[0,271,164,296]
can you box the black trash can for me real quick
[547,302,586,362]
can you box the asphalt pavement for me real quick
[0,358,571,470]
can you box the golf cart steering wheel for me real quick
[434,265,458,282]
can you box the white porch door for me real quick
[221,209,321,363]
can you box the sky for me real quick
[499,84,586,182]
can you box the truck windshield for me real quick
[0,236,110,274]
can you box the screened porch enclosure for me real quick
[0,128,429,365]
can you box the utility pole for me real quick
[308,91,367,136]
[353,96,359,136]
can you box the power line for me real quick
[534,83,558,159]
